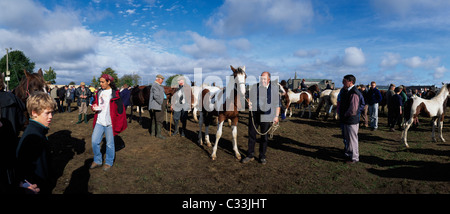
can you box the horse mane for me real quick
[435,83,450,97]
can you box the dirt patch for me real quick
[45,106,450,194]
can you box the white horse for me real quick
[401,83,450,148]
[316,88,340,120]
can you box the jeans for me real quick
[368,103,379,129]
[92,123,115,166]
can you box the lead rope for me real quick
[245,98,280,139]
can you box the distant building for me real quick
[286,72,334,90]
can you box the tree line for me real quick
[0,50,143,89]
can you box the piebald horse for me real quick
[198,65,246,160]
[285,84,320,118]
[401,83,450,148]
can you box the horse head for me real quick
[308,84,320,94]
[14,69,47,103]
[230,65,246,97]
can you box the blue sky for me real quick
[1,0,450,87]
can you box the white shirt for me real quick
[97,89,112,126]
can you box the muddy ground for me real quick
[43,104,450,195]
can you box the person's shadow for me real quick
[63,159,92,194]
[47,130,86,192]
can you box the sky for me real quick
[1,0,450,88]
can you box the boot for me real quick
[76,114,82,124]
[180,125,186,137]
[172,120,179,136]
[150,120,156,136]
[156,123,166,139]
[84,114,88,124]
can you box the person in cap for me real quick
[148,74,166,139]
[170,75,191,137]
[75,82,92,124]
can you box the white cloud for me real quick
[372,0,450,30]
[434,66,447,79]
[343,47,366,67]
[180,32,227,58]
[379,52,401,68]
[206,0,314,37]
[294,49,321,58]
[402,56,440,69]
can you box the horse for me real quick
[197,65,246,160]
[315,88,340,120]
[129,85,177,124]
[401,83,450,148]
[13,69,47,104]
[129,85,150,124]
[285,84,320,118]
[191,84,221,123]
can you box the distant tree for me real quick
[101,67,119,83]
[165,74,181,87]
[44,67,57,84]
[91,76,99,88]
[69,81,75,85]
[120,73,141,87]
[0,50,35,89]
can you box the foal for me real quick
[401,83,450,148]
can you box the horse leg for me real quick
[211,121,224,160]
[231,125,241,160]
[401,118,413,148]
[138,106,143,125]
[129,104,133,123]
[198,111,203,146]
[193,107,199,122]
[205,126,211,147]
[432,118,437,142]
[439,116,445,142]
[300,105,305,118]
[308,104,312,118]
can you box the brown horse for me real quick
[13,69,47,104]
[285,84,320,118]
[129,85,150,124]
[198,65,247,160]
[129,85,177,124]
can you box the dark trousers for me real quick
[389,111,402,129]
[149,109,164,135]
[247,112,270,159]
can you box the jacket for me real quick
[75,87,92,106]
[92,89,127,136]
[339,86,361,125]
[16,119,52,193]
[148,82,164,110]
[367,87,382,105]
[0,91,26,136]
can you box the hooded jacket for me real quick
[92,89,127,136]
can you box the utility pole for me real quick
[5,48,11,91]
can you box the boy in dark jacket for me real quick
[389,87,403,131]
[16,92,57,194]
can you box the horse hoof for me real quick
[211,156,216,161]
[235,156,241,161]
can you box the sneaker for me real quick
[260,158,267,165]
[103,164,112,171]
[241,157,254,164]
[90,162,102,169]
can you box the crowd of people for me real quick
[1,69,439,194]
